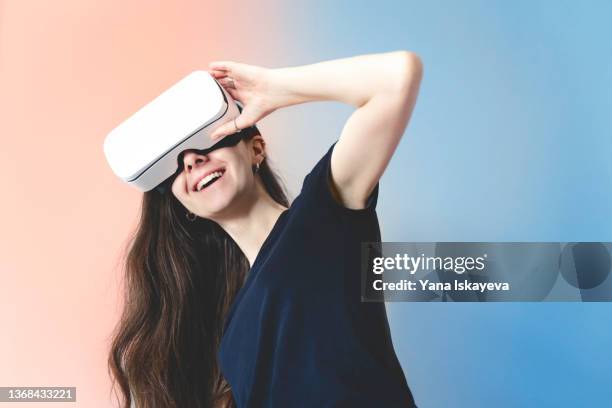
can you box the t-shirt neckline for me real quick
[221,207,290,334]
[249,208,289,272]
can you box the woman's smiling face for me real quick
[171,135,265,219]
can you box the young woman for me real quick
[108,50,423,408]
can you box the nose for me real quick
[181,150,209,172]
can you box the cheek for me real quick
[231,165,249,188]
[171,176,188,200]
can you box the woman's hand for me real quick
[207,60,284,140]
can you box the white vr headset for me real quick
[103,70,259,193]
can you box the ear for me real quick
[248,135,266,161]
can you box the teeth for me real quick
[197,171,224,191]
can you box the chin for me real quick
[194,190,237,215]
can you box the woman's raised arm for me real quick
[270,51,424,209]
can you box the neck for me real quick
[211,180,288,268]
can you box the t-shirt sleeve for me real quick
[300,140,380,215]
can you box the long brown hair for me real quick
[107,133,290,407]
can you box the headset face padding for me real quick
[103,71,248,192]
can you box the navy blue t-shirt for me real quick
[218,140,417,408]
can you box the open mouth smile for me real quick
[193,168,226,192]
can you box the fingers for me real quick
[216,80,241,102]
[210,72,241,101]
[210,122,235,140]
[207,62,229,81]
[208,60,233,73]
[208,69,226,78]
[226,88,241,102]
[210,115,246,140]
[217,77,236,89]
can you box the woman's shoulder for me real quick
[298,140,380,218]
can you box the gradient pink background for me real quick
[0,1,290,406]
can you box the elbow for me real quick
[396,51,424,92]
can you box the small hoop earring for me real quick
[186,211,197,222]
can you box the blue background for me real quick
[270,1,612,406]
